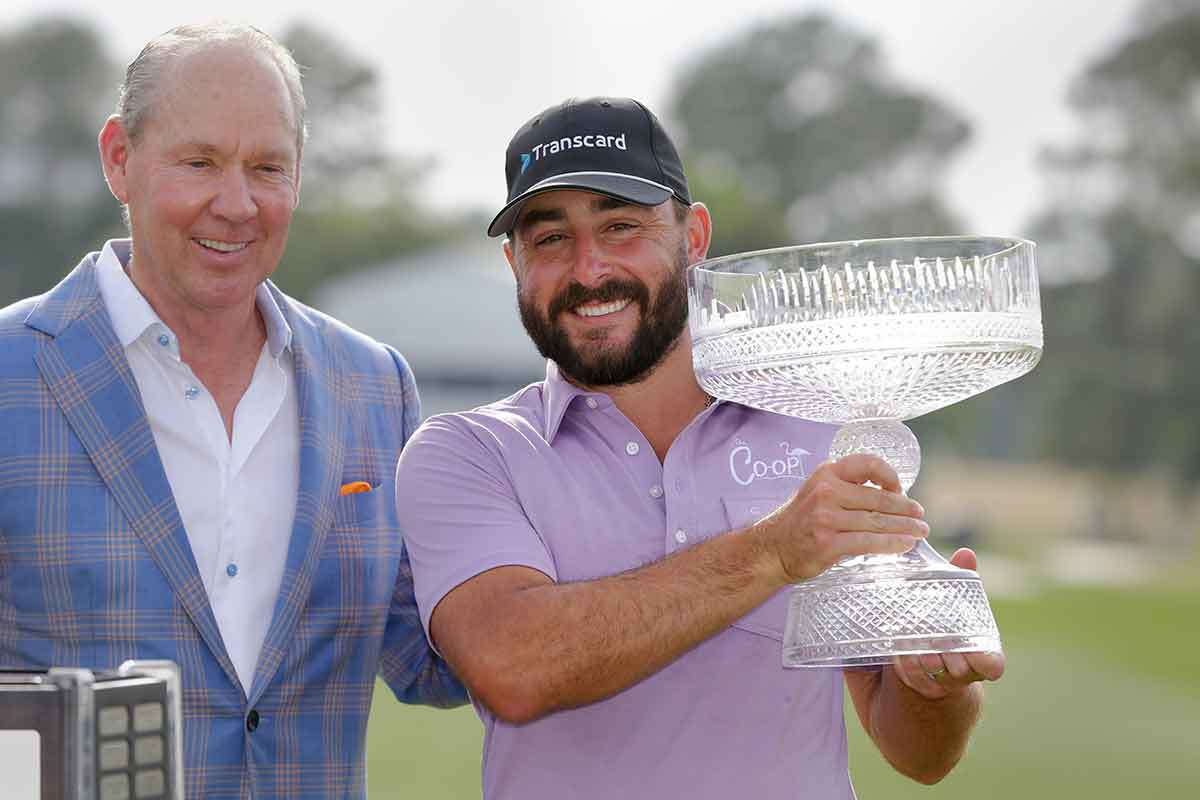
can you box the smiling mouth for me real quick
[196,238,249,253]
[574,299,632,318]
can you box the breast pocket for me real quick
[324,481,402,606]
[723,495,794,641]
[334,481,388,527]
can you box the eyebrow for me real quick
[592,196,636,213]
[174,141,296,165]
[516,206,565,232]
[176,141,221,156]
[516,196,641,233]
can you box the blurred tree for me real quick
[277,23,466,302]
[666,12,1009,461]
[0,17,124,304]
[667,12,970,258]
[1029,0,1200,482]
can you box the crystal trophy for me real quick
[688,236,1042,667]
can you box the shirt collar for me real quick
[256,282,292,359]
[542,361,609,443]
[95,237,292,358]
[540,360,728,443]
[96,239,159,348]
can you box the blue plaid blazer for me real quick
[0,252,466,798]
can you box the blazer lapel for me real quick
[248,293,346,703]
[28,259,241,691]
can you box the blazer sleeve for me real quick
[378,345,468,707]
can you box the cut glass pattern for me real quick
[688,237,1042,668]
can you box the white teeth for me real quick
[575,299,631,317]
[197,238,248,253]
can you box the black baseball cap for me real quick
[487,96,691,238]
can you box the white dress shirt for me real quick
[95,239,300,694]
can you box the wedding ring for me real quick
[925,666,947,680]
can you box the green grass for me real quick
[365,582,1200,798]
[366,701,483,798]
[846,584,1200,798]
[994,584,1200,695]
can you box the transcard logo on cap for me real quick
[520,132,628,174]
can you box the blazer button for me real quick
[246,709,260,732]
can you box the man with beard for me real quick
[395,97,1004,799]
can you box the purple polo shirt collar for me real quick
[540,361,721,444]
[541,361,587,443]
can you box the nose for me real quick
[209,167,257,223]
[571,232,613,287]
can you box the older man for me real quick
[396,96,1004,799]
[0,23,463,799]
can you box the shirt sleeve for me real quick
[395,413,558,642]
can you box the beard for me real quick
[517,245,690,387]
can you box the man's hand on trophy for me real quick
[753,454,929,584]
[891,548,1007,699]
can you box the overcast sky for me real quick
[2,0,1142,236]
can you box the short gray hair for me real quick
[116,22,308,159]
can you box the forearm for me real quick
[856,668,984,784]
[442,527,783,723]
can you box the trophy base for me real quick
[782,541,1001,668]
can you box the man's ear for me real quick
[684,202,713,264]
[98,115,133,204]
[292,159,302,209]
[503,238,518,281]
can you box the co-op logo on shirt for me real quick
[728,438,811,486]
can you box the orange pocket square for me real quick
[339,481,373,496]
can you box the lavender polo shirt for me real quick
[396,363,853,799]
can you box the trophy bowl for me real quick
[688,236,1042,667]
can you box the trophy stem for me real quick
[828,418,921,493]
[828,417,927,569]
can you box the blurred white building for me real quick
[311,238,546,418]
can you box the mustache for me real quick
[547,279,649,319]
